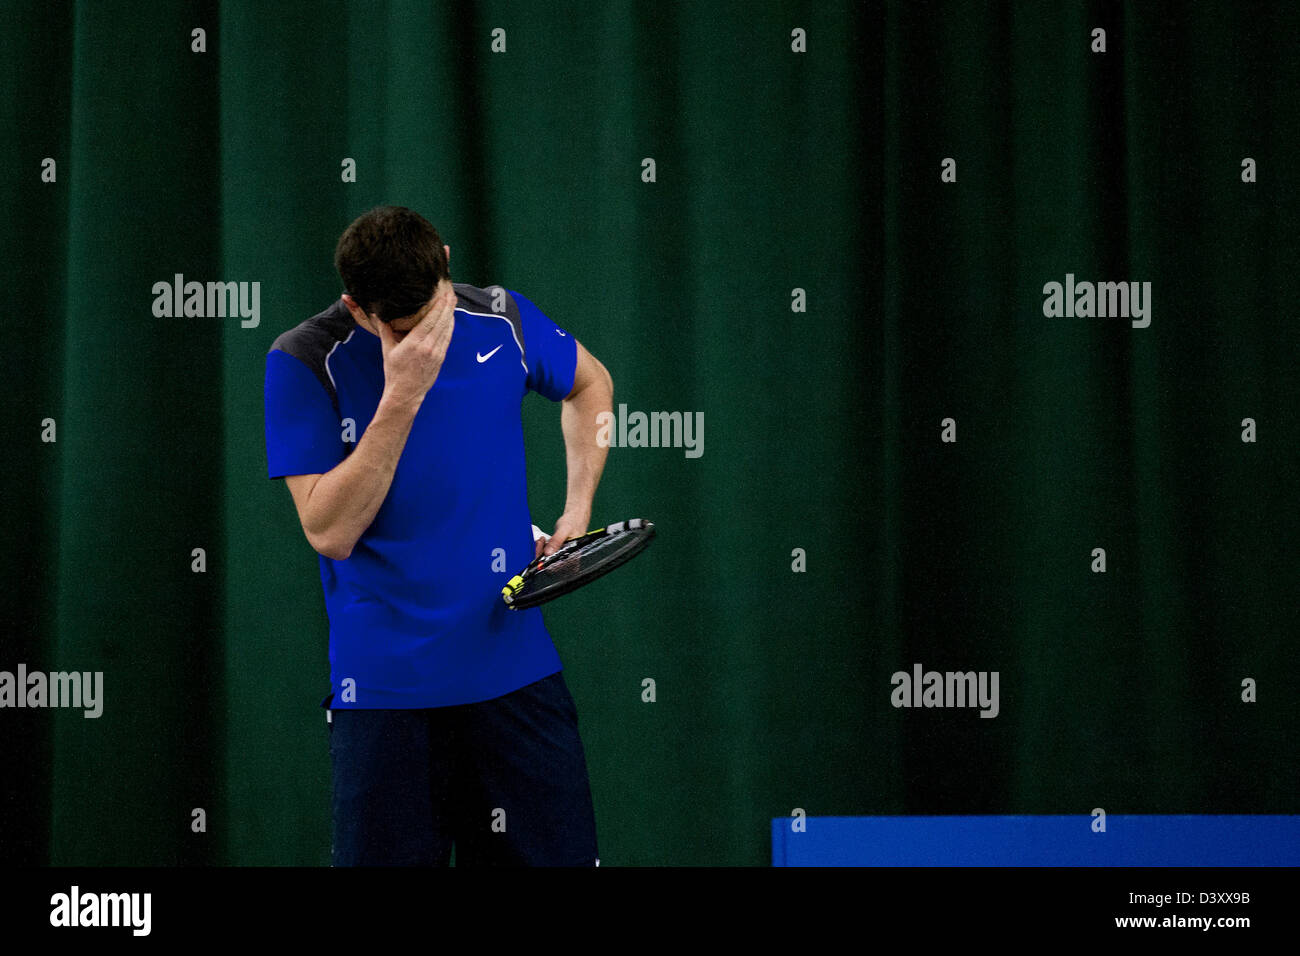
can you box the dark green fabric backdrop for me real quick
[1,0,1294,866]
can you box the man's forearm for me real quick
[560,378,613,521]
[301,394,423,559]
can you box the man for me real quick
[263,206,613,866]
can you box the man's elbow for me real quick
[319,543,354,562]
[306,528,354,561]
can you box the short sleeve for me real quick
[510,289,578,401]
[264,349,347,478]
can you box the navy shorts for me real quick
[325,671,598,867]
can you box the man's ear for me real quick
[444,244,451,266]
[340,294,370,324]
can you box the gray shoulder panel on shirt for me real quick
[269,300,354,410]
[269,286,526,409]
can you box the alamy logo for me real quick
[596,403,703,459]
[0,664,103,718]
[50,886,151,936]
[151,273,261,328]
[1042,273,1151,328]
[890,663,999,718]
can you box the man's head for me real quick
[335,206,451,331]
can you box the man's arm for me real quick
[285,285,457,560]
[540,340,614,556]
[285,396,421,560]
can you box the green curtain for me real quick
[2,0,1294,867]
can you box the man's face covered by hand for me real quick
[345,274,456,343]
[343,243,454,342]
[382,277,454,342]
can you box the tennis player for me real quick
[263,206,613,866]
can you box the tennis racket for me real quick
[502,518,656,609]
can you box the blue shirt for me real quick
[264,283,577,708]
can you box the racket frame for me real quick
[501,519,654,609]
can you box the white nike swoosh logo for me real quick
[556,329,566,336]
[476,345,503,363]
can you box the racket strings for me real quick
[542,533,633,579]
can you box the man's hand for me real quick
[536,510,591,558]
[378,285,458,410]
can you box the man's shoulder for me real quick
[452,281,524,318]
[266,300,355,408]
[269,300,355,372]
[453,282,527,359]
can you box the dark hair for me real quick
[334,206,450,321]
